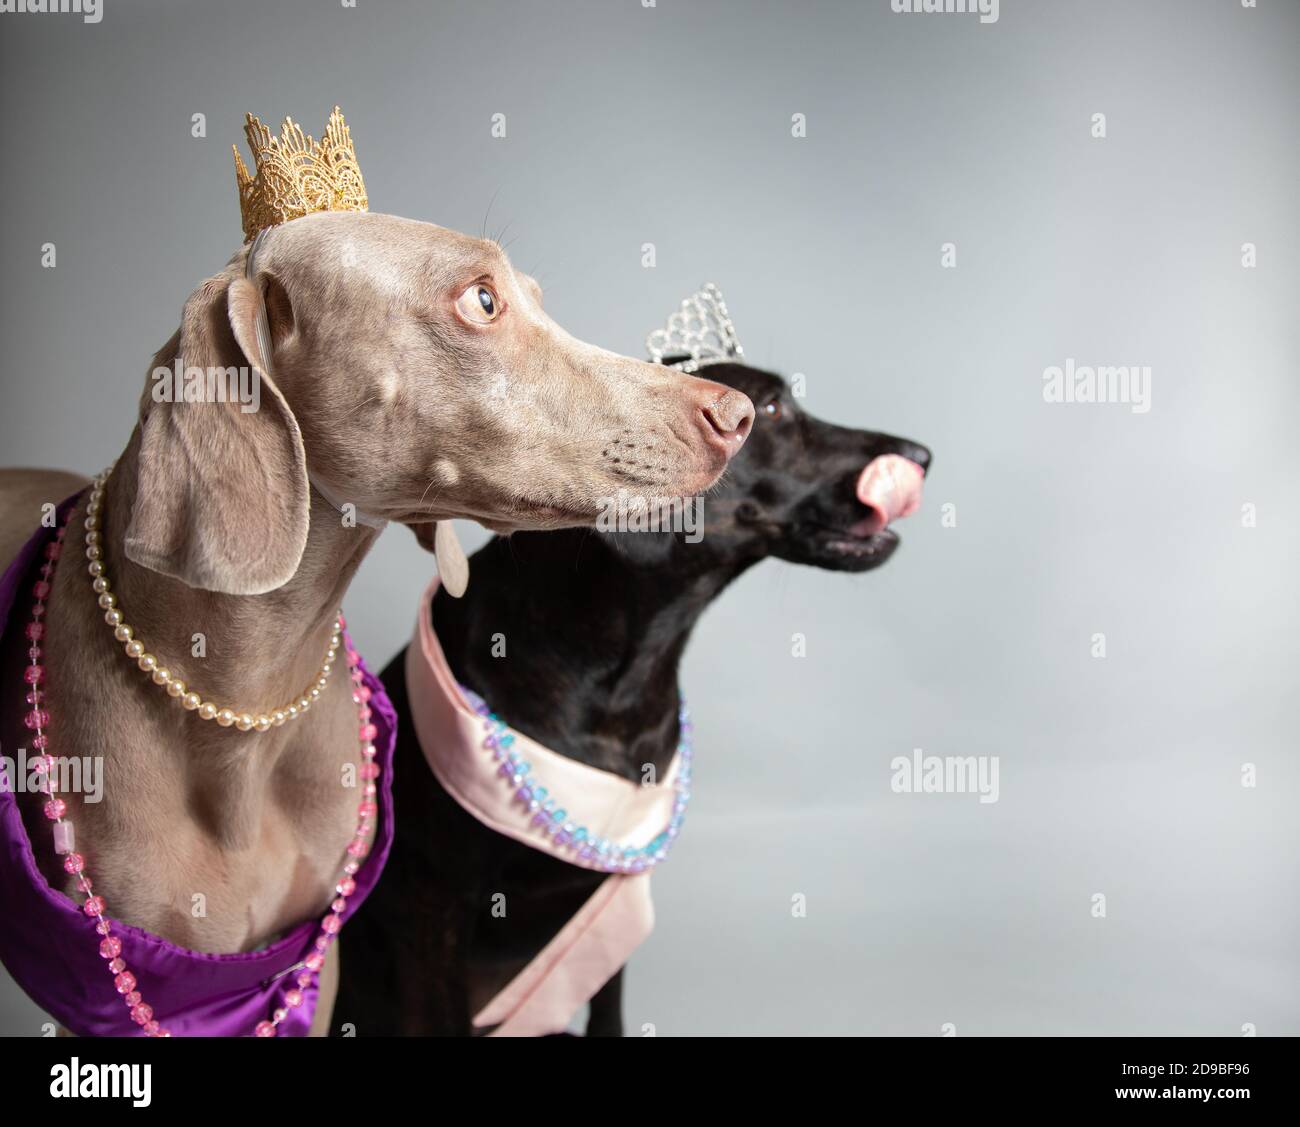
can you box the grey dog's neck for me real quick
[88,431,378,732]
[19,435,383,945]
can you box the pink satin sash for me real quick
[405,578,678,1036]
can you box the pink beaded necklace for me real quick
[22,493,381,1037]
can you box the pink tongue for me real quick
[851,454,925,537]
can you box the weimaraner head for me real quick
[125,211,754,595]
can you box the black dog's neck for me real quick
[431,529,759,782]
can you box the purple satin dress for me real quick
[0,495,395,1036]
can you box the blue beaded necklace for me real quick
[460,686,694,874]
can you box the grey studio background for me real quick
[1,0,1297,1036]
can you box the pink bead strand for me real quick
[27,500,378,1037]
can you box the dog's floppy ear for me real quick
[124,259,310,595]
[411,521,469,597]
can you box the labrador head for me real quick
[692,364,930,572]
[125,211,753,594]
[606,362,931,575]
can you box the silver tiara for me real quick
[645,283,745,373]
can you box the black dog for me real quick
[336,362,930,1035]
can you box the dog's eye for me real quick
[455,283,502,324]
[762,399,783,420]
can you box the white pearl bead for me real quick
[68,496,347,735]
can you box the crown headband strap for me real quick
[244,227,387,531]
[246,228,274,378]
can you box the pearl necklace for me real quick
[82,468,341,731]
[22,498,382,1037]
[462,686,693,874]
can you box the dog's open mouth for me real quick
[804,454,925,570]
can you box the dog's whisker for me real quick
[343,394,383,418]
[480,185,503,242]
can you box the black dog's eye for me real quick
[762,399,783,420]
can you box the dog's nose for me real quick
[698,387,754,455]
[884,440,931,473]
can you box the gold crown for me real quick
[233,106,368,243]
